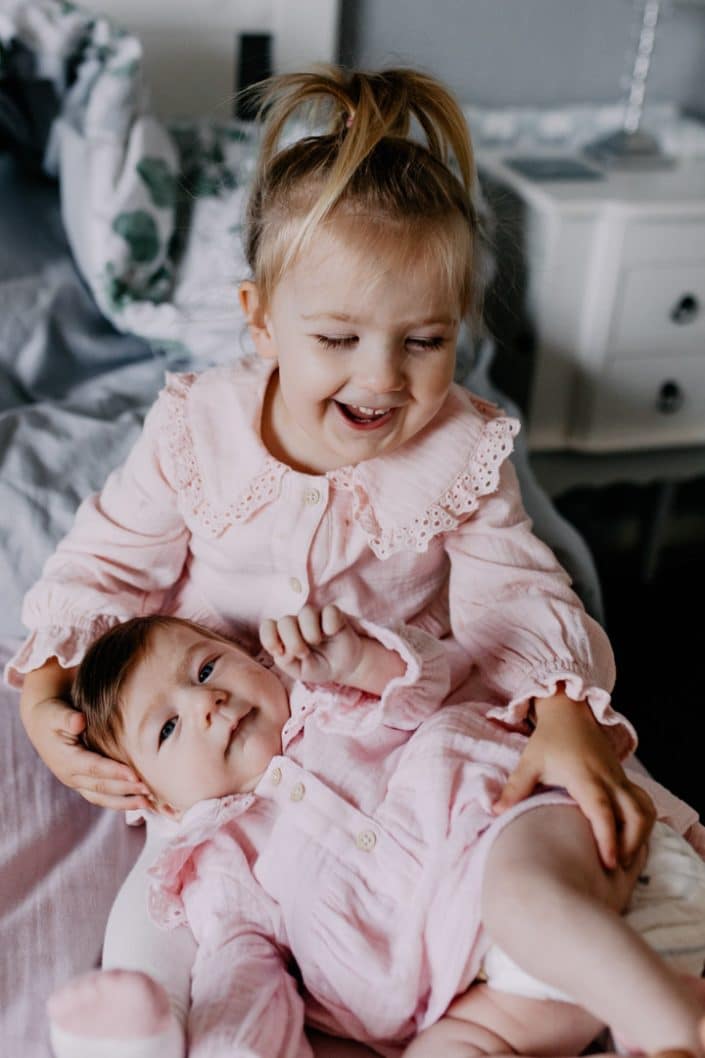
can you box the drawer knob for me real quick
[670,293,699,325]
[656,380,684,415]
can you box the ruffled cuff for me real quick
[486,659,638,760]
[302,621,450,736]
[3,616,121,688]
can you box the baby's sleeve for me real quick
[304,621,451,736]
[445,459,636,757]
[5,387,188,684]
[148,814,312,1058]
[186,875,313,1058]
[188,930,312,1058]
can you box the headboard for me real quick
[87,0,341,119]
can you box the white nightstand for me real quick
[478,151,705,454]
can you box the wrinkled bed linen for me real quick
[0,639,144,1056]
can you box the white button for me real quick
[290,782,306,802]
[304,488,321,506]
[289,577,303,593]
[270,767,282,786]
[355,830,377,852]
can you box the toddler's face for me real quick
[247,225,461,473]
[117,624,289,817]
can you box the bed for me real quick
[0,3,607,1055]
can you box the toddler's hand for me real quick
[493,695,656,870]
[259,604,365,685]
[22,696,151,811]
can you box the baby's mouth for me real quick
[225,708,255,754]
[334,401,395,428]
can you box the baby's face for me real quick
[118,623,289,817]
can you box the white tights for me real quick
[103,823,196,1032]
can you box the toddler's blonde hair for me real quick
[244,66,484,323]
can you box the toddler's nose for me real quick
[360,350,405,394]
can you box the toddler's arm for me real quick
[260,604,406,695]
[20,658,149,810]
[445,458,653,868]
[494,689,656,869]
[11,390,190,809]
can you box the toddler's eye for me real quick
[158,717,177,746]
[315,335,357,349]
[407,336,445,351]
[198,659,216,683]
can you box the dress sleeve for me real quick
[445,459,637,758]
[149,811,313,1058]
[188,922,312,1058]
[302,621,450,735]
[5,389,188,684]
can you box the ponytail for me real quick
[245,66,482,319]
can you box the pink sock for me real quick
[48,969,184,1058]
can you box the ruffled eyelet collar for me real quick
[161,358,519,555]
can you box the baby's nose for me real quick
[194,686,229,726]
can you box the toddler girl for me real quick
[48,607,705,1058]
[9,65,654,1036]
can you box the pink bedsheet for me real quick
[0,638,143,1056]
[0,638,375,1058]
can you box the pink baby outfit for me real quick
[146,625,572,1056]
[6,357,626,747]
[147,624,692,1058]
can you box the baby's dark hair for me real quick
[245,65,486,323]
[73,614,183,757]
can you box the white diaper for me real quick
[482,821,705,1003]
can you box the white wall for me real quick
[89,0,340,118]
[340,0,705,113]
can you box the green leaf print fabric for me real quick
[0,0,258,365]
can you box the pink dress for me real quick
[6,358,625,747]
[146,624,693,1058]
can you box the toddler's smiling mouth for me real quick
[334,401,395,429]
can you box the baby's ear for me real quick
[239,281,276,360]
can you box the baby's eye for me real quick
[315,335,357,350]
[158,717,177,746]
[407,336,445,351]
[198,659,216,683]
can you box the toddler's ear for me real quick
[239,282,276,360]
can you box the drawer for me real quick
[575,356,705,450]
[608,263,705,361]
[621,219,705,266]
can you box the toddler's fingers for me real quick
[580,783,618,870]
[297,605,323,646]
[277,615,310,660]
[321,604,345,637]
[73,773,150,799]
[80,789,153,812]
[72,747,145,789]
[492,758,540,814]
[259,618,284,656]
[614,784,656,866]
[53,704,85,737]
